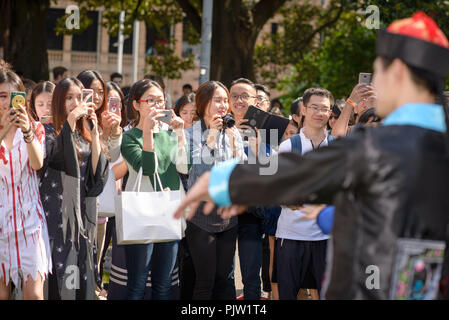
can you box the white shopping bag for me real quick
[98,168,117,217]
[115,167,183,245]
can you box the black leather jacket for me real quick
[228,125,449,299]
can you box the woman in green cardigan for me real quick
[120,79,188,300]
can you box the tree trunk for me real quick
[210,1,258,87]
[1,0,50,81]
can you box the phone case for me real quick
[82,89,94,103]
[10,91,26,110]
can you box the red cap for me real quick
[376,11,449,79]
[387,11,449,49]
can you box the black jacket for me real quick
[228,125,449,299]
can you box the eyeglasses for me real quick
[137,98,166,106]
[255,95,269,102]
[230,94,255,102]
[307,106,331,114]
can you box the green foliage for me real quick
[145,40,195,79]
[54,0,194,79]
[256,0,449,108]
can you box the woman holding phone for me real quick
[95,81,128,297]
[40,77,108,300]
[0,60,52,300]
[77,71,122,296]
[120,79,189,300]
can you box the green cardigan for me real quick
[121,127,188,192]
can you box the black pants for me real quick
[261,235,271,292]
[178,237,196,300]
[99,217,115,286]
[185,222,237,300]
[276,238,327,300]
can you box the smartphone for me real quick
[108,97,121,115]
[10,91,26,111]
[82,89,94,103]
[159,110,172,124]
[39,115,53,124]
[358,73,372,85]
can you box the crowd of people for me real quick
[2,10,449,301]
[0,54,382,301]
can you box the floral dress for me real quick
[0,123,52,288]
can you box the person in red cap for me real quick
[174,11,449,300]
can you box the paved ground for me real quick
[234,243,243,296]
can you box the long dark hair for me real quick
[77,70,107,128]
[29,81,55,122]
[51,77,91,143]
[106,81,127,128]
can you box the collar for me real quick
[382,103,446,133]
[300,127,329,139]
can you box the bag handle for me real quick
[153,154,168,195]
[131,167,144,193]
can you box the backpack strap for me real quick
[290,134,302,155]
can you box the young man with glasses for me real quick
[229,78,268,300]
[272,87,334,300]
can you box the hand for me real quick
[225,125,240,140]
[236,118,251,131]
[348,84,376,106]
[246,127,262,156]
[143,108,165,131]
[169,110,184,130]
[84,106,99,136]
[69,102,90,122]
[299,204,326,220]
[101,111,121,137]
[217,205,247,219]
[209,114,223,130]
[12,104,31,133]
[174,171,214,220]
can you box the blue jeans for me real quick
[238,223,263,300]
[124,241,179,300]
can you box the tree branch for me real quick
[298,1,344,56]
[175,0,202,34]
[252,0,290,33]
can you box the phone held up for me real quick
[82,89,94,130]
[39,115,53,125]
[82,89,94,103]
[158,110,172,124]
[108,96,121,115]
[10,91,26,113]
[358,73,372,85]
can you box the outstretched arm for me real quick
[175,137,361,220]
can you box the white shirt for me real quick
[275,128,331,241]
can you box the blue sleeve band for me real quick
[208,158,240,207]
[317,206,335,235]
